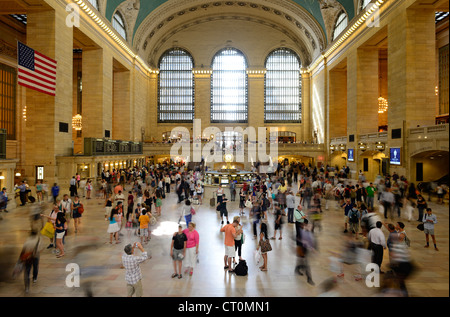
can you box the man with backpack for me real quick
[348,206,360,235]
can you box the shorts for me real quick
[56,231,65,239]
[127,279,143,297]
[140,228,149,237]
[344,215,349,223]
[424,228,434,235]
[172,248,184,261]
[220,209,228,218]
[225,245,235,258]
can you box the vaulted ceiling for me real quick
[99,0,358,67]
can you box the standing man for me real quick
[365,182,377,211]
[286,190,296,224]
[368,221,386,273]
[423,208,438,251]
[341,199,354,233]
[122,242,150,297]
[220,219,242,273]
[69,176,77,197]
[19,181,28,206]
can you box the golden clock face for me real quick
[224,153,234,162]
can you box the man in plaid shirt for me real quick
[122,242,149,297]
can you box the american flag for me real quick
[17,42,57,96]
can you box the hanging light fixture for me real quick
[72,114,83,130]
[378,97,388,114]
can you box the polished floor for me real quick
[0,183,448,297]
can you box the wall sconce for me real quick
[15,172,21,177]
[358,143,367,150]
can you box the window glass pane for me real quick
[158,49,195,122]
[0,63,17,139]
[264,49,301,123]
[211,48,248,123]
[333,12,348,40]
[87,0,99,10]
[113,13,127,40]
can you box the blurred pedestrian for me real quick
[422,208,438,251]
[368,221,386,273]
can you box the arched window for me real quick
[211,48,248,123]
[332,11,348,41]
[158,49,195,122]
[112,11,127,40]
[359,0,372,13]
[264,48,302,123]
[87,0,99,10]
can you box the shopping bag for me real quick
[40,221,55,239]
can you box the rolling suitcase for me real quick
[210,197,215,207]
[28,195,36,203]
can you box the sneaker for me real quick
[435,247,439,251]
[47,244,53,249]
[343,229,348,233]
[221,221,224,224]
[33,279,37,283]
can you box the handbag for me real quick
[260,238,272,253]
[78,204,84,214]
[417,223,424,231]
[190,207,196,215]
[41,221,55,239]
[254,250,261,266]
[245,199,252,208]
[241,233,245,245]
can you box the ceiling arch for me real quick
[104,0,356,46]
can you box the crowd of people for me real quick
[6,160,445,297]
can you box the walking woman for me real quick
[239,188,246,215]
[180,199,193,228]
[233,216,244,264]
[256,222,270,271]
[54,212,67,258]
[71,195,82,233]
[107,207,120,244]
[155,190,162,216]
[183,222,199,276]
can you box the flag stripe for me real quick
[35,63,57,76]
[18,66,56,83]
[35,55,57,72]
[18,74,56,91]
[18,69,56,88]
[35,50,57,65]
[18,80,55,96]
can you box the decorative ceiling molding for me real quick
[146,14,313,67]
[133,0,327,67]
[116,0,140,43]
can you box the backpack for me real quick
[234,260,248,276]
[349,209,359,223]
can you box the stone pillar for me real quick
[82,48,113,139]
[193,68,212,131]
[113,69,131,140]
[247,68,266,135]
[356,48,379,134]
[25,8,73,185]
[388,8,436,178]
[147,71,158,141]
[301,69,311,142]
[328,66,347,139]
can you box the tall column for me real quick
[25,8,73,184]
[193,68,212,131]
[147,71,158,141]
[82,48,113,139]
[247,68,265,133]
[301,70,311,142]
[328,67,347,139]
[113,68,131,140]
[356,48,379,134]
[388,8,436,177]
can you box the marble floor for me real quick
[0,185,448,297]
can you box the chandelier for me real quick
[378,97,388,114]
[72,114,82,131]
